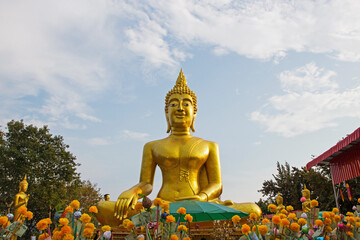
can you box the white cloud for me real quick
[88,138,110,146]
[122,130,150,141]
[251,62,360,137]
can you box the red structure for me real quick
[306,127,360,207]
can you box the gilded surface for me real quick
[96,70,261,226]
[11,175,29,240]
[275,193,285,214]
[302,185,311,212]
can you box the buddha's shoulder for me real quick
[144,136,218,147]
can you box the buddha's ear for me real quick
[166,114,171,133]
[191,114,196,132]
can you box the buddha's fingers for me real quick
[118,199,126,220]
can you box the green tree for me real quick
[0,120,102,235]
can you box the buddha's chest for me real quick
[152,139,209,170]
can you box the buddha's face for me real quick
[20,183,28,192]
[104,195,110,201]
[167,93,194,129]
[276,196,283,205]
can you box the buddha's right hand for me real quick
[114,188,142,220]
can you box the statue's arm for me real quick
[198,142,223,201]
[114,142,156,220]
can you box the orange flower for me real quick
[135,202,143,212]
[61,225,72,235]
[126,221,134,231]
[323,218,331,225]
[59,218,69,226]
[36,219,49,231]
[262,218,270,224]
[346,231,354,237]
[288,213,297,220]
[184,214,193,223]
[52,230,62,240]
[45,218,52,224]
[25,211,33,220]
[334,215,341,222]
[102,225,112,232]
[183,238,191,240]
[166,215,176,223]
[177,207,186,215]
[286,205,294,212]
[346,212,354,216]
[177,225,188,232]
[170,235,179,240]
[322,212,330,218]
[315,219,323,227]
[65,206,74,213]
[83,228,94,238]
[279,213,287,219]
[280,218,290,227]
[0,216,8,226]
[153,198,162,207]
[272,215,281,225]
[85,223,95,230]
[63,234,74,240]
[310,200,318,208]
[348,217,356,223]
[268,204,277,213]
[258,225,268,235]
[281,209,288,215]
[241,224,251,234]
[290,223,300,232]
[89,206,98,214]
[122,219,130,227]
[70,200,80,210]
[249,213,257,220]
[39,233,49,240]
[161,202,170,211]
[298,218,307,226]
[232,215,241,224]
[19,206,27,215]
[332,208,339,213]
[80,213,91,223]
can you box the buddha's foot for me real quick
[222,201,262,217]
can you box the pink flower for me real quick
[353,206,357,211]
[338,223,345,229]
[309,229,314,236]
[273,228,279,235]
[300,197,306,202]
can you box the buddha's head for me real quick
[165,69,197,133]
[104,194,110,201]
[302,185,310,199]
[19,175,28,192]
[276,193,283,205]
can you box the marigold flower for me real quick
[85,223,95,230]
[184,214,193,222]
[334,215,341,222]
[0,216,8,226]
[61,225,72,235]
[322,212,330,218]
[252,225,257,232]
[315,219,323,227]
[288,213,297,220]
[290,223,300,232]
[153,198,162,207]
[346,231,354,237]
[25,211,33,220]
[161,202,170,211]
[280,218,290,227]
[134,202,143,212]
[272,215,281,225]
[298,218,307,226]
[333,208,339,213]
[267,204,277,213]
[177,225,188,232]
[65,206,74,213]
[39,233,49,240]
[232,215,240,224]
[52,230,62,240]
[310,200,318,208]
[170,235,179,240]
[348,217,356,223]
[258,225,268,235]
[63,234,74,240]
[70,200,80,210]
[59,218,69,226]
[280,209,288,214]
[83,228,94,238]
[183,238,191,240]
[18,206,27,215]
[356,222,360,228]
[102,225,112,232]
[249,213,257,220]
[45,218,52,224]
[123,219,130,227]
[262,218,270,224]
[325,226,332,233]
[177,207,186,215]
[36,219,49,231]
[356,217,360,222]
[89,206,98,214]
[324,218,331,225]
[346,212,354,216]
[286,205,294,212]
[279,213,287,219]
[80,213,91,223]
[166,215,175,223]
[241,224,251,234]
[329,212,335,218]
[126,221,134,231]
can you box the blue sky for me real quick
[1,0,360,203]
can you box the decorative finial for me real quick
[176,68,187,86]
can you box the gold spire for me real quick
[176,68,187,86]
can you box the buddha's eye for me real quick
[170,103,177,107]
[183,103,190,106]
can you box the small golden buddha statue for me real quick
[302,185,311,212]
[275,193,285,214]
[104,194,110,201]
[96,70,261,226]
[13,175,30,222]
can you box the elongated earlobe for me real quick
[166,115,171,133]
[190,115,196,132]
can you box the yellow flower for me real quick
[232,215,240,224]
[288,213,297,220]
[89,206,98,214]
[348,217,356,223]
[177,207,186,215]
[59,218,69,226]
[290,223,300,232]
[36,219,49,231]
[135,202,143,211]
[272,215,281,225]
[126,221,134,231]
[310,200,318,208]
[346,231,354,237]
[323,212,330,218]
[0,216,8,226]
[122,219,130,227]
[184,214,193,222]
[250,213,257,220]
[39,233,49,240]
[52,230,62,240]
[356,222,360,228]
[80,213,91,223]
[161,202,170,211]
[281,209,288,215]
[258,225,268,235]
[177,225,188,232]
[241,224,251,234]
[170,235,179,240]
[166,215,175,223]
[267,204,277,213]
[262,218,270,224]
[323,218,331,225]
[279,213,287,219]
[334,215,341,222]
[65,206,74,213]
[183,238,191,240]
[286,205,294,212]
[85,223,95,230]
[154,198,162,207]
[280,218,290,227]
[83,228,94,238]
[346,212,354,216]
[70,200,80,210]
[332,208,339,213]
[45,218,52,224]
[298,218,307,226]
[102,225,112,232]
[315,219,323,227]
[325,226,332,233]
[25,211,33,220]
[19,206,27,215]
[63,234,74,240]
[61,225,72,235]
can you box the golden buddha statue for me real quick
[275,193,285,214]
[13,175,30,222]
[302,185,311,212]
[96,70,261,226]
